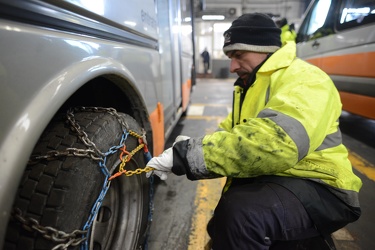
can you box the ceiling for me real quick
[194,0,311,23]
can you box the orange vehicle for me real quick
[296,0,375,119]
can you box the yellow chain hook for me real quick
[108,130,154,180]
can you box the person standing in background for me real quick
[276,17,297,46]
[201,48,210,74]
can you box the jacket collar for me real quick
[258,41,297,73]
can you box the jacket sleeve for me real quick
[203,118,300,178]
[172,137,222,180]
[171,116,298,180]
[172,140,195,179]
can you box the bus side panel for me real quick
[156,0,194,139]
[53,0,159,39]
[156,0,177,138]
[170,0,183,111]
[180,16,194,111]
[181,52,193,111]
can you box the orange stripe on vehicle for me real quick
[149,102,165,156]
[339,91,375,120]
[306,52,375,78]
[182,78,192,111]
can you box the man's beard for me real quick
[238,72,251,81]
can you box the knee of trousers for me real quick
[213,184,286,233]
[214,189,267,230]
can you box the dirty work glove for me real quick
[146,135,190,180]
[146,147,173,180]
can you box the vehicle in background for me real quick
[296,0,375,120]
[0,0,195,249]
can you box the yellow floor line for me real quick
[188,178,226,250]
[348,150,375,181]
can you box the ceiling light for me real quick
[202,15,225,21]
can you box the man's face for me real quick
[227,50,268,82]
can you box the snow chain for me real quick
[13,107,155,250]
[12,208,87,250]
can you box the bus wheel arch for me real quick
[4,76,154,250]
[60,75,154,152]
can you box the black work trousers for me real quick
[207,182,320,250]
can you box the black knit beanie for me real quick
[223,13,281,54]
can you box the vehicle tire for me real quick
[4,110,150,250]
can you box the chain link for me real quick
[119,144,145,171]
[12,208,87,249]
[66,109,106,157]
[75,106,131,133]
[15,106,154,249]
[124,166,155,177]
[28,148,103,165]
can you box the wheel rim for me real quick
[89,159,144,249]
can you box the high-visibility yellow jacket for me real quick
[280,24,297,46]
[196,42,362,207]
